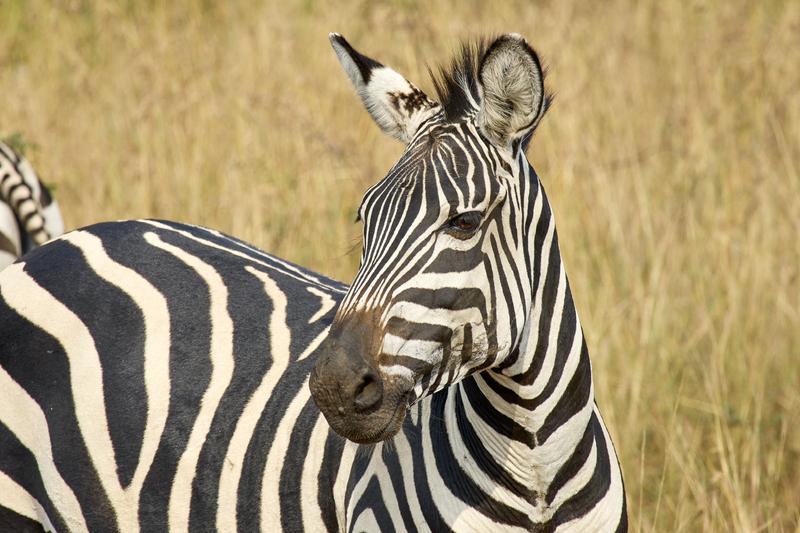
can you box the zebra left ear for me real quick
[330,33,439,143]
[478,34,548,152]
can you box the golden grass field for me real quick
[2,0,799,530]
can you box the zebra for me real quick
[0,141,65,269]
[0,33,627,532]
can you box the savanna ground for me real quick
[2,0,799,530]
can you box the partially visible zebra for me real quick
[0,33,627,532]
[0,142,64,268]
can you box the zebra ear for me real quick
[330,33,439,143]
[477,34,547,152]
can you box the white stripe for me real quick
[372,448,406,528]
[531,324,583,426]
[1,173,22,199]
[260,375,314,531]
[418,396,528,531]
[306,286,337,323]
[299,415,332,532]
[350,508,379,532]
[216,266,291,532]
[16,199,36,219]
[297,327,331,361]
[528,265,566,397]
[447,386,532,513]
[382,333,441,360]
[390,430,428,528]
[144,232,235,533]
[62,231,171,501]
[0,471,55,531]
[504,182,547,377]
[332,441,357,528]
[1,262,137,531]
[0,250,16,269]
[380,364,415,380]
[549,438,597,511]
[0,276,87,531]
[344,449,380,523]
[9,186,32,206]
[141,220,344,293]
[555,409,626,531]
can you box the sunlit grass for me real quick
[2,1,798,530]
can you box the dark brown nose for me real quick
[353,367,382,413]
[309,325,385,418]
[309,319,410,444]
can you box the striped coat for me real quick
[0,33,626,532]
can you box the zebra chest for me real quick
[332,400,557,532]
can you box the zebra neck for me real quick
[456,212,611,509]
[459,281,597,505]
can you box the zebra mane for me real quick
[430,37,553,128]
[430,38,490,122]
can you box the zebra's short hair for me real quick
[432,36,554,146]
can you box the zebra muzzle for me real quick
[309,325,410,444]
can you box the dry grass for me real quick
[2,0,799,530]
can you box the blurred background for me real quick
[2,0,798,530]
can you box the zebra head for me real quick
[310,34,550,444]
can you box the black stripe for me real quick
[461,377,533,447]
[6,182,27,204]
[317,432,346,532]
[531,288,578,409]
[236,351,317,530]
[1,251,119,530]
[280,398,326,531]
[31,236,147,490]
[384,316,451,343]
[186,243,276,530]
[403,404,450,531]
[0,231,17,256]
[424,246,484,274]
[510,231,560,384]
[105,227,215,530]
[550,413,612,527]
[0,505,46,533]
[455,378,535,501]
[0,422,66,532]
[380,443,418,532]
[348,476,396,533]
[431,386,532,528]
[394,287,486,313]
[536,343,592,445]
[545,420,594,505]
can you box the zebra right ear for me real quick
[330,33,439,144]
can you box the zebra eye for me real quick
[446,211,482,235]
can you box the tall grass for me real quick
[2,0,798,530]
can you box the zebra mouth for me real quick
[309,356,413,445]
[314,384,412,445]
[347,391,410,444]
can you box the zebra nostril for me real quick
[353,370,382,414]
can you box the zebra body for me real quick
[0,34,626,532]
[0,220,347,531]
[0,142,64,269]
